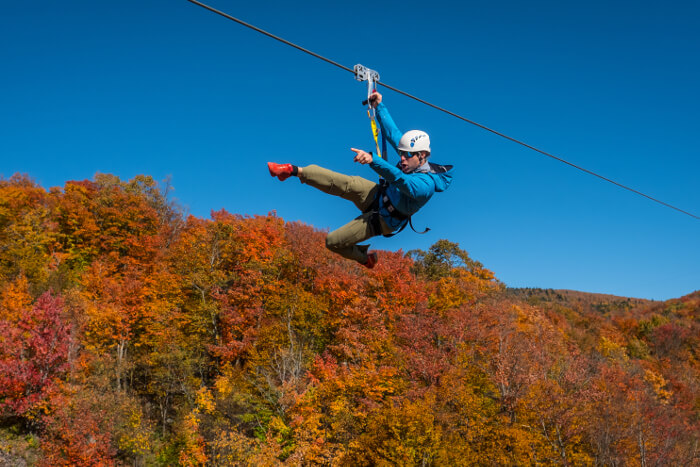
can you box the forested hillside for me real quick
[506,288,656,315]
[1,174,698,465]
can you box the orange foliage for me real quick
[0,274,32,323]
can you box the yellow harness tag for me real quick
[368,110,382,160]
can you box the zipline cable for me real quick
[185,0,354,75]
[377,83,700,221]
[185,0,699,221]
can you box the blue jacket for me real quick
[370,102,454,231]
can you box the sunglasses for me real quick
[399,150,422,159]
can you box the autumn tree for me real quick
[0,292,71,422]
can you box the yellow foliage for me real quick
[215,365,235,398]
[644,369,672,403]
[195,387,216,415]
[118,410,151,456]
[598,336,629,363]
[208,430,258,465]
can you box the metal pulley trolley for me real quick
[354,64,387,162]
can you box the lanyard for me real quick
[354,64,386,161]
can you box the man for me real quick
[267,91,453,268]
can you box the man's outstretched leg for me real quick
[268,163,377,212]
[267,162,383,267]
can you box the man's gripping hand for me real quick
[368,91,382,108]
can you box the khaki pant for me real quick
[299,165,391,263]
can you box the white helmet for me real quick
[398,130,431,153]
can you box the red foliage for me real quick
[0,292,72,417]
[39,388,117,466]
[395,306,453,386]
[651,323,690,358]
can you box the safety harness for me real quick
[365,162,452,237]
[366,179,420,238]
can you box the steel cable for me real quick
[186,0,699,220]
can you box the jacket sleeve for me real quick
[369,156,434,200]
[375,102,403,153]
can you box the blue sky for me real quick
[2,0,698,300]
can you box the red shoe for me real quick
[362,252,378,269]
[268,162,294,181]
